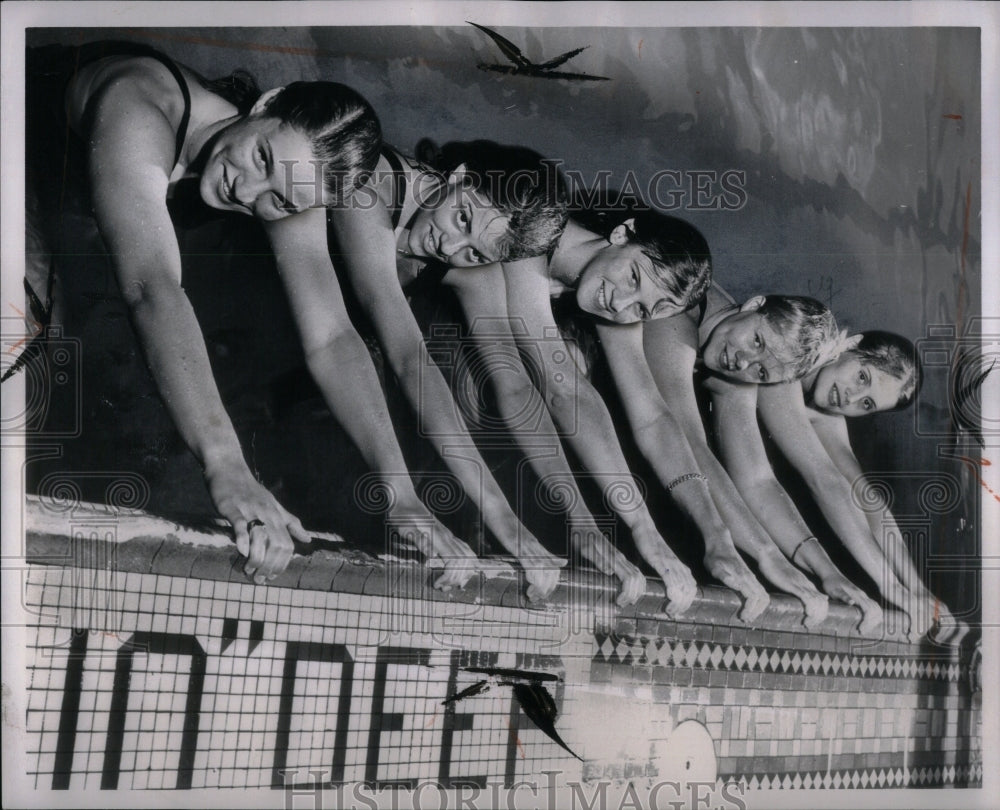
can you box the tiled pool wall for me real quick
[21,498,981,792]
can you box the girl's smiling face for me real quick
[701,297,794,384]
[810,353,904,415]
[200,116,323,221]
[574,221,683,324]
[405,166,510,268]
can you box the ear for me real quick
[609,217,635,246]
[250,87,284,116]
[447,163,469,186]
[843,334,863,352]
[740,295,766,312]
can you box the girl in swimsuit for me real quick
[722,329,960,640]
[273,138,779,612]
[265,142,578,602]
[456,216,837,623]
[647,290,946,638]
[26,41,479,588]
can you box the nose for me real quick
[234,173,266,209]
[609,287,637,314]
[733,343,762,370]
[438,230,468,260]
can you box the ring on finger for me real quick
[247,518,266,532]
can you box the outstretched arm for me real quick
[605,319,825,623]
[86,82,305,582]
[810,411,928,588]
[328,202,563,599]
[447,264,645,605]
[807,407,958,638]
[500,257,696,614]
[756,383,926,633]
[710,381,879,631]
[265,208,478,590]
[639,314,827,618]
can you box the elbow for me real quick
[304,329,368,374]
[735,475,777,505]
[493,376,541,420]
[806,469,851,501]
[120,275,184,313]
[632,407,680,442]
[544,384,577,416]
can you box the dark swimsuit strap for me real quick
[72,41,192,167]
[324,146,450,296]
[381,146,452,295]
[380,146,407,230]
[695,294,708,324]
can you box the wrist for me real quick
[201,445,248,480]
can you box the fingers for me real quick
[737,588,770,623]
[526,567,561,602]
[234,518,251,559]
[801,593,830,629]
[661,565,697,617]
[245,517,295,585]
[208,472,303,585]
[244,519,268,578]
[286,516,313,547]
[704,548,770,623]
[857,600,884,636]
[632,529,697,613]
[614,559,646,608]
[432,558,478,592]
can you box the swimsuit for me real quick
[26,41,195,315]
[27,40,192,197]
[324,145,451,297]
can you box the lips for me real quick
[829,383,841,408]
[424,225,443,260]
[597,281,608,312]
[720,345,732,371]
[221,165,237,206]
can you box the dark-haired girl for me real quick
[25,41,479,586]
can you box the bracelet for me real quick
[666,472,707,491]
[791,535,817,564]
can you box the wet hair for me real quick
[621,213,712,312]
[259,82,382,204]
[198,66,381,203]
[848,330,921,410]
[431,140,569,261]
[755,295,840,382]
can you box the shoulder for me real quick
[441,261,496,290]
[67,54,186,136]
[807,405,847,433]
[644,308,699,348]
[703,374,755,400]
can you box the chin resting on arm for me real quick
[448,264,646,606]
[499,257,697,615]
[327,202,564,600]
